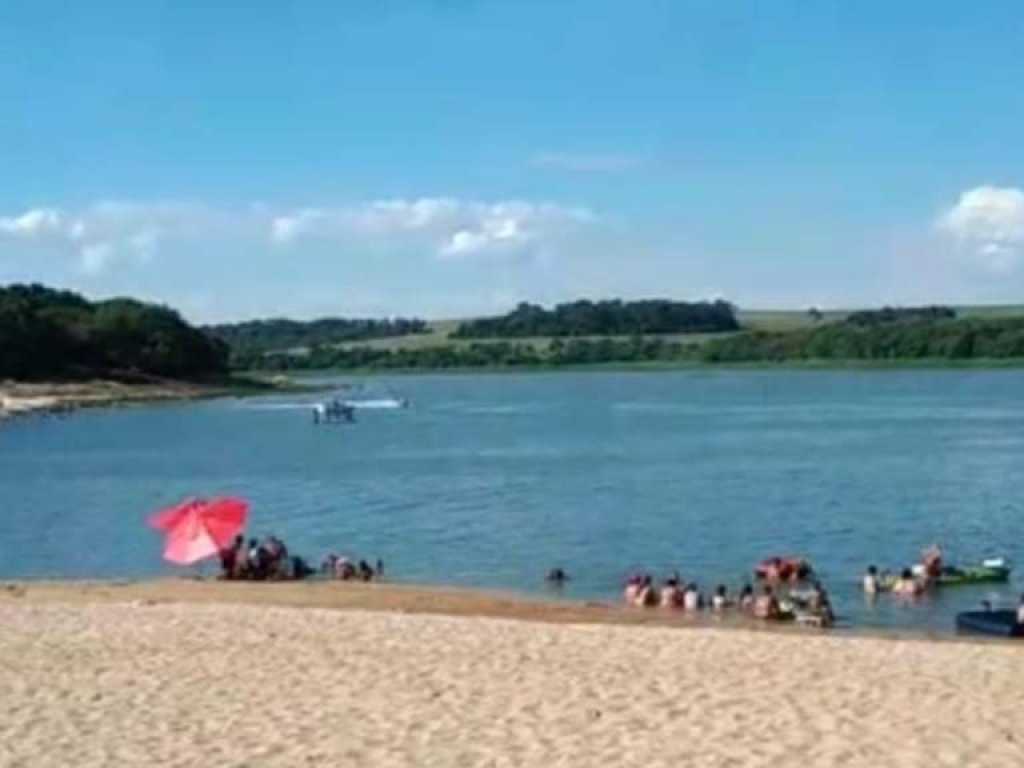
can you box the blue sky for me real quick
[2,1,1024,321]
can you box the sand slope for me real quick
[2,600,1024,767]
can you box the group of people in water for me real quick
[862,545,950,596]
[320,553,384,582]
[619,569,835,627]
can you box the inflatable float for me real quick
[755,556,813,582]
[956,610,1024,638]
[936,559,1011,587]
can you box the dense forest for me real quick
[452,299,740,338]
[0,284,228,380]
[204,316,428,355]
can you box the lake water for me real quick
[2,369,1023,633]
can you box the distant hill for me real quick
[204,316,429,356]
[0,283,228,380]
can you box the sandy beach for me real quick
[2,581,1023,767]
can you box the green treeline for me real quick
[452,299,740,338]
[844,306,956,327]
[204,316,429,354]
[235,336,702,371]
[239,314,1024,371]
[0,284,228,380]
[702,315,1024,362]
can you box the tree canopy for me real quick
[0,283,228,380]
[451,299,740,338]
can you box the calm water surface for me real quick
[2,370,1023,633]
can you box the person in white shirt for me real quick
[711,584,728,612]
[683,583,702,612]
[1017,594,1024,626]
[862,565,879,594]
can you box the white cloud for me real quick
[270,198,594,258]
[937,185,1024,273]
[271,209,323,243]
[531,152,643,173]
[0,208,63,237]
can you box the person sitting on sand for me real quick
[219,534,243,580]
[753,585,780,619]
[624,574,642,604]
[683,583,702,612]
[712,585,729,612]
[246,538,263,579]
[358,559,374,582]
[321,553,338,576]
[335,557,356,581]
[862,565,879,594]
[660,577,683,609]
[739,584,755,612]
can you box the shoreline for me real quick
[0,577,998,645]
[0,375,314,421]
[261,357,1024,377]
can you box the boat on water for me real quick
[956,610,1024,638]
[936,559,1011,587]
[312,398,355,424]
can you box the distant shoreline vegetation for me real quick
[0,283,228,381]
[204,316,429,356]
[230,303,1024,372]
[451,299,740,338]
[6,284,1024,379]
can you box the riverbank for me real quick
[2,580,1023,767]
[0,375,306,420]
[254,355,1024,377]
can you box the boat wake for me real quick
[237,397,406,411]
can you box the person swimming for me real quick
[863,565,880,594]
[635,575,658,607]
[660,577,683,609]
[753,585,780,619]
[738,584,755,611]
[711,584,728,612]
[894,567,923,596]
[546,567,569,586]
[682,583,702,612]
[922,544,943,581]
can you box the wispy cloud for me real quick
[936,185,1024,273]
[0,197,598,274]
[0,208,64,237]
[531,151,644,173]
[271,198,595,259]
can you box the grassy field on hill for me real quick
[329,305,1024,353]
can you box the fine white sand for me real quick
[3,599,1024,767]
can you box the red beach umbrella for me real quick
[148,497,249,565]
